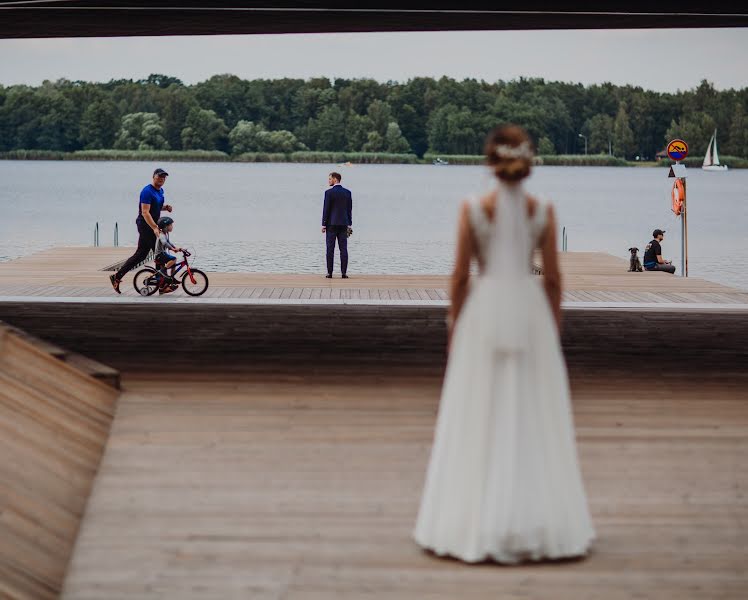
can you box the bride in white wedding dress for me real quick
[414,125,595,564]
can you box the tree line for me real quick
[1,74,746,160]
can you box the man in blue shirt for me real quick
[109,168,173,293]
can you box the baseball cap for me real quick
[153,168,169,177]
[652,229,665,237]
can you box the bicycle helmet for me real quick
[157,216,174,230]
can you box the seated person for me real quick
[154,216,182,293]
[643,228,676,274]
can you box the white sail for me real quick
[712,130,721,165]
[703,132,714,167]
[702,129,728,171]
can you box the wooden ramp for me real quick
[60,362,748,599]
[0,323,119,599]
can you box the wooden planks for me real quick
[0,324,119,599]
[1,247,746,305]
[61,362,748,599]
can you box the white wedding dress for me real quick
[414,180,595,563]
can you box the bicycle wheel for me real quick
[181,268,209,296]
[133,267,159,296]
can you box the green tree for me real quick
[344,113,374,152]
[255,129,306,153]
[613,103,635,159]
[193,74,250,128]
[362,131,385,152]
[142,74,184,89]
[79,99,119,149]
[384,121,411,153]
[537,136,556,155]
[180,107,229,151]
[300,105,346,150]
[114,112,169,150]
[664,111,717,157]
[584,114,614,154]
[367,100,393,136]
[427,104,480,155]
[426,104,456,154]
[157,85,197,150]
[337,78,385,114]
[228,120,263,154]
[725,102,748,157]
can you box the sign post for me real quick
[667,139,689,277]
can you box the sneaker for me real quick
[158,285,176,295]
[109,273,121,294]
[342,275,349,279]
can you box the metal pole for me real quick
[114,222,119,247]
[94,222,99,247]
[683,178,688,277]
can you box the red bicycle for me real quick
[133,249,209,296]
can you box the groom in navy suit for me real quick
[321,172,353,278]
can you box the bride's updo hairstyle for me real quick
[484,124,534,183]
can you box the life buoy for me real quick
[671,178,684,216]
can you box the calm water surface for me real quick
[1,161,747,289]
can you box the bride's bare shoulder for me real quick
[526,194,539,217]
[478,191,497,220]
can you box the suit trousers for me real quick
[326,225,348,275]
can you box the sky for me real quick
[0,28,747,92]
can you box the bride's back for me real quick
[469,184,547,280]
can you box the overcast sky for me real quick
[1,28,747,92]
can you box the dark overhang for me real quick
[0,2,747,39]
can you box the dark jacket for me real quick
[322,184,352,227]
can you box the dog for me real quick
[628,247,643,272]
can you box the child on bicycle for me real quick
[154,216,182,294]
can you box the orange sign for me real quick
[667,139,689,161]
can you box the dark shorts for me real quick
[155,252,176,266]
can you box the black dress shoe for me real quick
[325,274,333,278]
[342,275,349,279]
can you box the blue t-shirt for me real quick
[136,184,165,226]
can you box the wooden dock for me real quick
[0,246,746,306]
[1,247,746,598]
[1,246,747,370]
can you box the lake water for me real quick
[1,161,747,290]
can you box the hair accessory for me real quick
[495,140,533,160]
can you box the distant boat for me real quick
[432,157,449,166]
[702,130,728,172]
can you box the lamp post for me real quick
[578,133,588,155]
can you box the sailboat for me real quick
[702,129,728,171]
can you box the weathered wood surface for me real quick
[0,324,119,600]
[1,322,120,389]
[0,247,746,305]
[61,362,748,599]
[1,247,747,370]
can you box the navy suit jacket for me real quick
[322,184,352,227]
